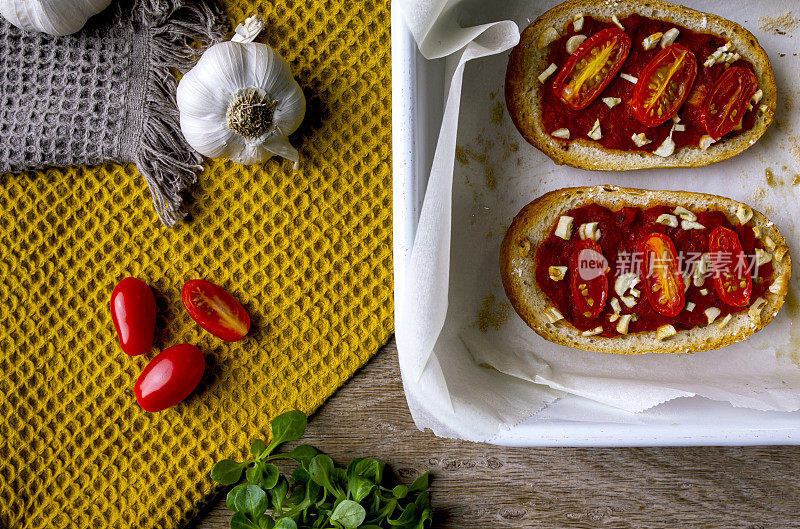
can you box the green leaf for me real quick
[292,466,310,485]
[235,484,269,518]
[230,512,259,529]
[348,476,374,503]
[266,411,307,453]
[270,476,289,510]
[274,518,298,529]
[415,507,433,529]
[227,483,249,511]
[261,463,280,489]
[246,463,263,486]
[330,500,367,529]
[212,459,248,485]
[392,485,408,499]
[408,472,428,492]
[250,439,268,458]
[414,491,430,510]
[258,516,275,529]
[309,454,342,498]
[288,444,318,466]
[388,503,417,526]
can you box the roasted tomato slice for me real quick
[631,44,697,127]
[182,279,250,341]
[709,226,752,307]
[640,233,685,317]
[569,239,608,318]
[703,66,758,139]
[552,28,631,110]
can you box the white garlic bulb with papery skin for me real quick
[176,16,306,167]
[0,0,111,36]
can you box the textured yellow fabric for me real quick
[0,1,392,527]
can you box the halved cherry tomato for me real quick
[182,279,250,341]
[569,239,608,318]
[709,226,752,307]
[631,44,697,127]
[134,344,205,412]
[552,28,631,110]
[110,277,156,356]
[640,233,685,317]
[703,67,758,139]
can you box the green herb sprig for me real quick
[211,411,432,529]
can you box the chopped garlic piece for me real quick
[673,206,696,221]
[566,34,587,54]
[538,63,558,83]
[642,32,663,50]
[582,326,603,337]
[552,128,570,139]
[603,97,621,108]
[673,123,686,132]
[587,119,602,140]
[704,42,731,67]
[769,275,788,295]
[672,114,681,123]
[749,297,767,322]
[631,133,651,147]
[705,306,721,324]
[764,236,776,250]
[573,13,584,31]
[620,73,638,83]
[656,214,678,227]
[616,314,633,334]
[630,288,640,298]
[549,265,568,281]
[755,248,772,266]
[612,15,624,30]
[610,297,622,313]
[681,219,706,230]
[656,324,676,341]
[544,306,564,323]
[759,104,769,114]
[620,295,637,308]
[686,301,696,312]
[554,215,574,239]
[615,273,640,298]
[578,222,600,241]
[700,288,708,296]
[774,245,789,262]
[699,135,717,150]
[717,313,732,330]
[654,135,675,157]
[538,27,559,49]
[752,226,762,238]
[752,89,763,104]
[735,203,753,225]
[661,28,679,48]
[693,253,710,287]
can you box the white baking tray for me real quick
[391,5,800,446]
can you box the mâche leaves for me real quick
[211,410,432,529]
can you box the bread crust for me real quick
[500,185,791,354]
[505,0,777,170]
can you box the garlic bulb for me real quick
[176,16,306,167]
[0,0,111,36]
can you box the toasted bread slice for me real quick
[505,0,777,170]
[500,186,791,354]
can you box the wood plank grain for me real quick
[191,338,800,529]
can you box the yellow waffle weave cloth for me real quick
[0,0,393,527]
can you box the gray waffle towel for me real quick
[0,0,229,226]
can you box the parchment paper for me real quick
[396,0,800,442]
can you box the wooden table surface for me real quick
[193,339,800,529]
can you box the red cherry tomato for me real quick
[110,277,156,356]
[640,233,685,317]
[709,226,752,307]
[134,344,205,412]
[569,239,608,318]
[182,279,250,341]
[631,44,697,127]
[552,28,631,110]
[681,82,709,127]
[702,67,758,139]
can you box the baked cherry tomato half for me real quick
[552,28,631,110]
[703,66,758,139]
[110,277,156,356]
[640,233,685,317]
[631,44,697,127]
[569,239,608,318]
[182,279,250,341]
[709,226,752,307]
[134,344,205,412]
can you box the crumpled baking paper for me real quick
[395,0,800,442]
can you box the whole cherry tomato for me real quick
[703,67,758,139]
[552,28,631,110]
[640,233,685,317]
[181,279,250,341]
[631,44,697,127]
[110,277,156,356]
[569,239,608,318]
[134,344,205,412]
[709,226,752,307]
